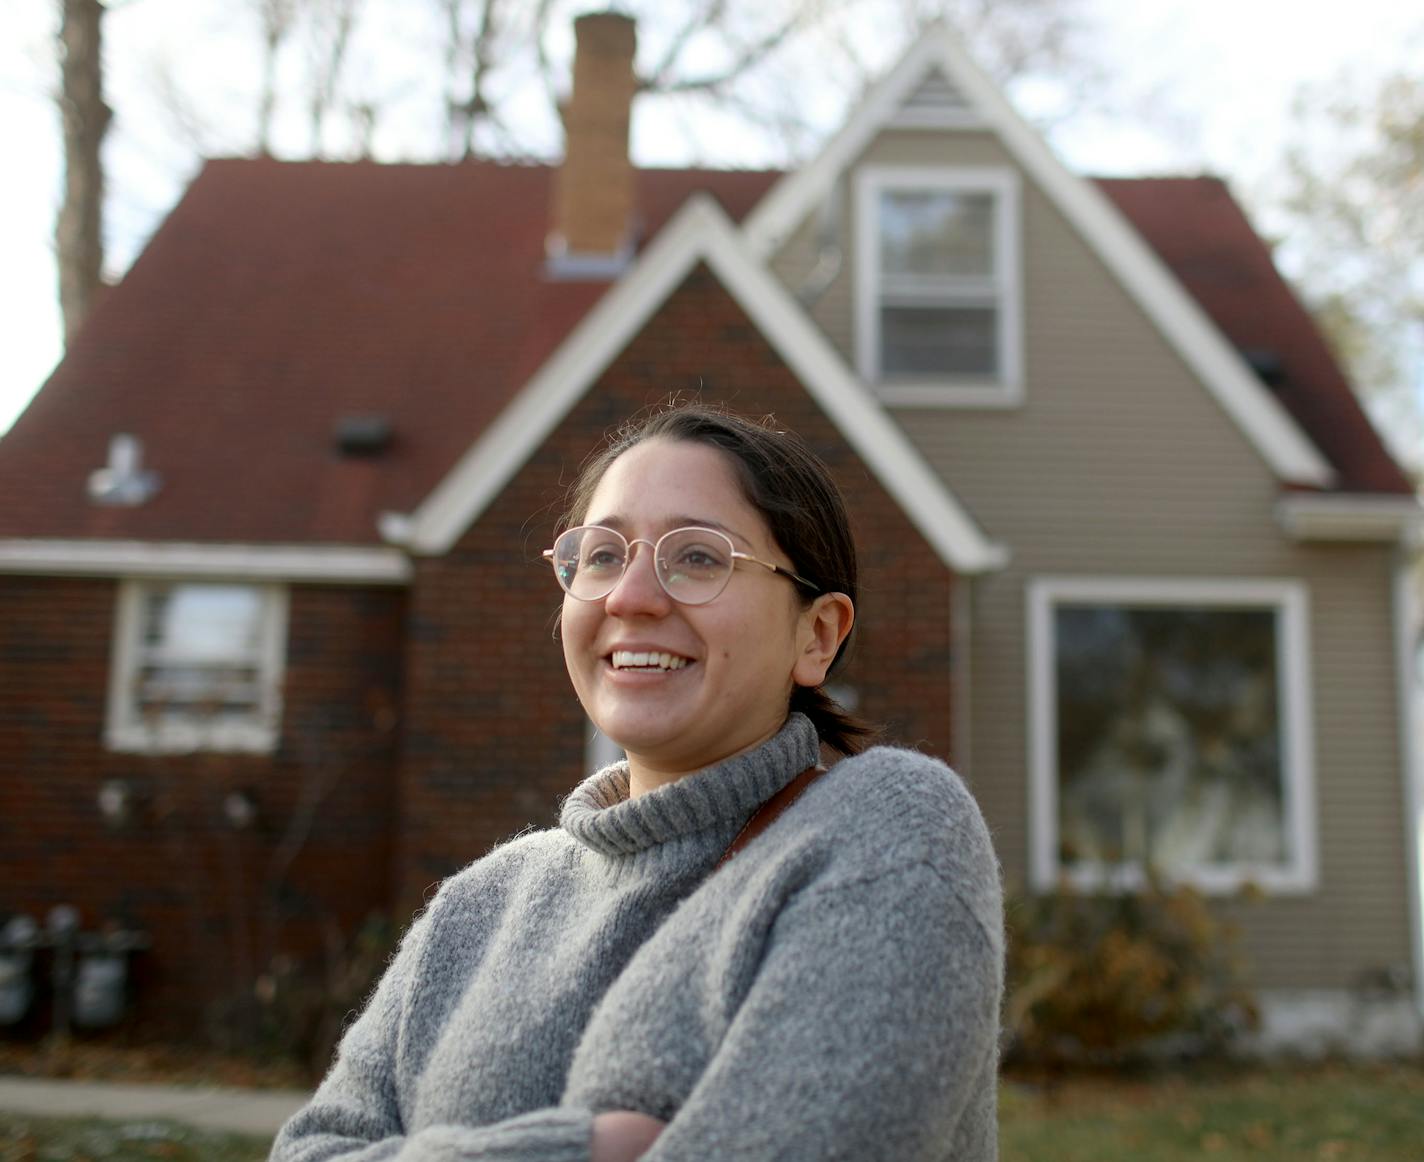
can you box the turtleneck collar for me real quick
[560,714,821,858]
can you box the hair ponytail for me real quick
[790,685,880,756]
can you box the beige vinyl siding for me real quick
[771,129,1413,991]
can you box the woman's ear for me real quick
[792,593,855,688]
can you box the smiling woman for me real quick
[556,435,857,793]
[270,403,1005,1162]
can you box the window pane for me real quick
[1055,605,1286,875]
[138,664,262,712]
[136,585,267,720]
[881,305,997,376]
[880,190,994,278]
[144,585,264,663]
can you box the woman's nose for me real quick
[603,540,672,615]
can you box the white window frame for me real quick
[854,165,1023,407]
[105,579,288,754]
[1026,576,1318,895]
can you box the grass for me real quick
[1000,1063,1424,1161]
[2,1063,1421,1160]
[0,1113,270,1161]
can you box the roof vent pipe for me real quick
[87,434,160,506]
[548,12,638,274]
[334,415,393,457]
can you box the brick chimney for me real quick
[550,12,637,267]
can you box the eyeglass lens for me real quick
[552,526,734,604]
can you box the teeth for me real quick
[611,650,688,671]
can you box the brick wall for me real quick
[395,263,955,904]
[0,575,405,1034]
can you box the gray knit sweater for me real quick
[271,714,1003,1161]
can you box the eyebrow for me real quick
[590,515,753,549]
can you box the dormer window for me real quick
[855,166,1022,407]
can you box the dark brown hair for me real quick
[562,403,880,755]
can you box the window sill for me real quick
[873,380,1024,409]
[105,721,279,755]
[1042,862,1316,897]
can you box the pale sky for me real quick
[3,0,1422,436]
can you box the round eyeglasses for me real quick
[543,525,821,606]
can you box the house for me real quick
[1,15,1420,1055]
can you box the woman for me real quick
[271,405,1004,1161]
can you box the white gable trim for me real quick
[1392,554,1424,1022]
[400,194,1008,574]
[0,539,411,584]
[743,27,1335,489]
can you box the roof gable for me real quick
[396,193,1008,574]
[744,26,1337,490]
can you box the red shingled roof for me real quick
[0,162,1407,546]
[0,160,778,545]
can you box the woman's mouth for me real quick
[609,650,690,672]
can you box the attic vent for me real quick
[1242,348,1287,390]
[891,68,983,128]
[88,434,160,506]
[334,415,394,457]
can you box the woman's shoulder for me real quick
[422,825,577,923]
[806,744,1000,906]
[825,742,985,828]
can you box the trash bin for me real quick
[0,914,39,1026]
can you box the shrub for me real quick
[209,911,396,1081]
[1003,877,1259,1068]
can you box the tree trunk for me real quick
[56,0,112,344]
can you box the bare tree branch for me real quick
[644,1,832,97]
[256,0,299,154]
[56,0,112,343]
[305,0,363,155]
[642,0,722,91]
[523,1,556,117]
[462,0,502,160]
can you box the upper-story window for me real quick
[106,580,288,753]
[855,166,1022,407]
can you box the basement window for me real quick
[105,581,288,753]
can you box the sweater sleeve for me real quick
[268,890,594,1162]
[641,862,1003,1161]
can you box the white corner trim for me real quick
[951,577,974,774]
[1277,494,1424,543]
[0,539,411,584]
[742,25,1335,489]
[404,192,1009,575]
[1026,575,1318,895]
[1391,554,1424,1022]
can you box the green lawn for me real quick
[2,1064,1421,1160]
[1001,1064,1424,1162]
[0,1114,270,1161]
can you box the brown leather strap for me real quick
[716,764,826,870]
